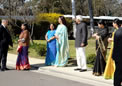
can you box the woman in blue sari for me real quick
[54,16,70,67]
[45,24,57,66]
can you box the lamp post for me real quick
[71,0,76,38]
[8,0,11,19]
[88,0,94,35]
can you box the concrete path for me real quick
[6,53,113,86]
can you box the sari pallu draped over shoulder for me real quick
[104,32,115,79]
[54,24,70,67]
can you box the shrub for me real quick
[33,21,50,40]
[35,44,47,56]
[36,13,63,24]
[30,42,47,56]
[12,36,19,44]
[87,54,96,65]
[33,13,63,39]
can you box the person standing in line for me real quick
[0,19,13,71]
[74,15,88,72]
[104,19,120,79]
[16,23,30,70]
[92,20,108,76]
[112,19,122,86]
[54,16,70,67]
[45,24,57,66]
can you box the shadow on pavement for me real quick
[30,63,45,70]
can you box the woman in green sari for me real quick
[54,16,70,67]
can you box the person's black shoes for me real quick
[74,68,81,71]
[80,69,87,72]
[1,68,10,72]
[1,68,5,71]
[5,68,10,70]
[74,68,87,72]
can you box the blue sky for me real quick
[119,0,122,3]
[25,0,30,2]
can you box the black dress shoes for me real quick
[1,68,10,71]
[80,69,87,72]
[1,68,5,71]
[5,68,10,70]
[74,68,81,71]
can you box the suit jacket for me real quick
[75,22,88,47]
[0,25,13,51]
[112,27,122,63]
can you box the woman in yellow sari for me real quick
[104,19,120,79]
[103,33,115,79]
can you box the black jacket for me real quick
[75,22,88,47]
[0,25,13,50]
[112,27,122,63]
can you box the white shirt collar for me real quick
[2,24,6,28]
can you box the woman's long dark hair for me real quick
[48,23,56,30]
[113,18,120,26]
[98,20,105,26]
[59,16,67,26]
[98,19,109,36]
[22,23,30,32]
[22,23,29,30]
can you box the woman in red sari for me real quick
[16,23,30,70]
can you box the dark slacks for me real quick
[114,62,122,86]
[0,46,8,69]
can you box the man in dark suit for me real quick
[0,19,13,71]
[74,15,88,72]
[112,27,122,86]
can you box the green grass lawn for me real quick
[9,39,96,59]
